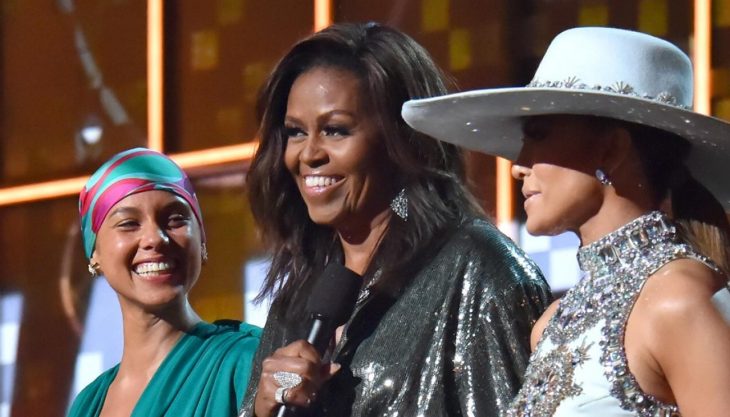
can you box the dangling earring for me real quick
[87,262,100,277]
[390,188,408,221]
[595,169,612,187]
[201,243,209,263]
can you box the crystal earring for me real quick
[87,262,100,277]
[201,243,209,263]
[595,169,612,187]
[390,188,408,220]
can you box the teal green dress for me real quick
[67,321,261,417]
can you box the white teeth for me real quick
[305,176,338,187]
[134,261,175,276]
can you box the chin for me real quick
[306,208,344,227]
[525,215,566,237]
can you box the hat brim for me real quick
[402,87,730,209]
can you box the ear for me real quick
[599,125,633,175]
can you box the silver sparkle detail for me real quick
[527,77,690,110]
[273,371,303,389]
[509,212,715,416]
[390,188,408,220]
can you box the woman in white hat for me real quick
[403,27,730,416]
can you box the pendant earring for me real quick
[87,262,100,277]
[595,169,612,187]
[390,188,408,221]
[201,243,209,263]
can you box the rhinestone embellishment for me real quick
[527,77,689,110]
[510,212,716,417]
[508,342,592,417]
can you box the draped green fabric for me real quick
[67,321,261,417]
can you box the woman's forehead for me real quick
[105,191,191,217]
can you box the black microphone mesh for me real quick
[305,263,361,326]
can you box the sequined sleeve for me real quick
[239,301,286,417]
[449,222,552,416]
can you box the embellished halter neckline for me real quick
[514,211,718,417]
[577,211,681,277]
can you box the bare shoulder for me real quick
[641,258,725,314]
[530,299,561,351]
[634,259,730,415]
[636,258,729,347]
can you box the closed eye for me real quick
[522,117,550,142]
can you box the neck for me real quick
[337,208,392,275]
[576,193,656,246]
[116,299,201,378]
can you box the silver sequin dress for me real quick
[508,212,720,417]
[240,218,551,417]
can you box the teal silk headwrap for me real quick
[79,148,205,259]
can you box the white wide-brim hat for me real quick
[402,27,730,208]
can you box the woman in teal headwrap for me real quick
[68,148,260,417]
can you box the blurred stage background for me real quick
[0,1,728,415]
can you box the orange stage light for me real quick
[495,157,514,236]
[693,0,712,115]
[147,0,164,151]
[314,0,333,32]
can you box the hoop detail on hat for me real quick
[526,77,687,109]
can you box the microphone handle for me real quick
[276,316,330,417]
[276,404,292,417]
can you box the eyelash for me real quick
[114,214,190,230]
[284,125,352,139]
[167,214,190,227]
[284,126,304,138]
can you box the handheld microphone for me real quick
[276,263,361,417]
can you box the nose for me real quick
[511,163,531,181]
[512,143,532,180]
[300,135,328,168]
[140,222,170,250]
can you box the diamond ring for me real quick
[273,371,303,389]
[274,386,288,405]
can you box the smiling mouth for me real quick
[133,260,177,278]
[304,175,343,188]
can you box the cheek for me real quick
[536,166,602,213]
[171,225,199,248]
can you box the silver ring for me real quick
[274,387,288,405]
[273,371,303,389]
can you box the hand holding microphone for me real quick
[253,263,361,417]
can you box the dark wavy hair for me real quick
[246,22,483,308]
[591,116,730,274]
